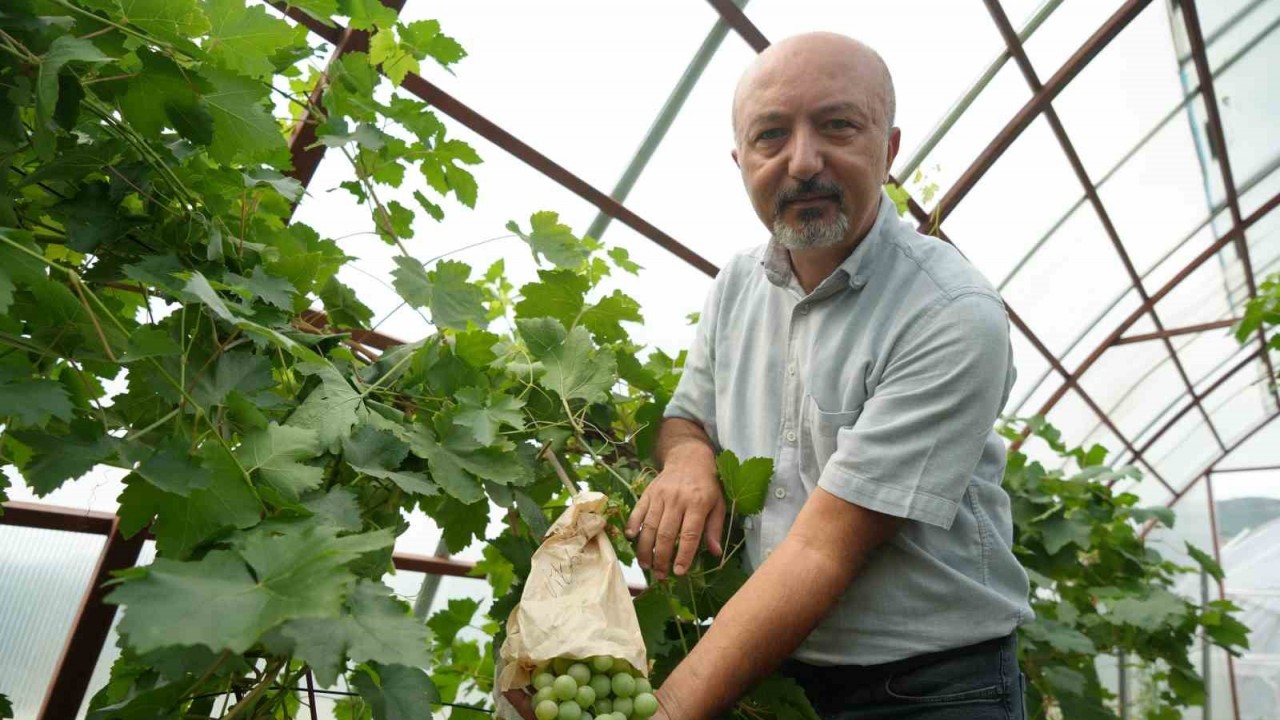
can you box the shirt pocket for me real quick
[798,394,863,490]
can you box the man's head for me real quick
[731,33,901,251]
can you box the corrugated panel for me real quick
[0,526,105,719]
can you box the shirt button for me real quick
[785,430,797,443]
[799,306,810,315]
[743,517,753,530]
[787,364,796,375]
[774,487,787,499]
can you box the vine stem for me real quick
[540,443,579,496]
[560,396,636,501]
[222,659,285,720]
[185,649,231,701]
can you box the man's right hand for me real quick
[625,444,726,580]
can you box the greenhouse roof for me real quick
[2,1,1277,718]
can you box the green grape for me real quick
[611,673,636,698]
[634,678,651,695]
[582,714,593,720]
[536,700,560,720]
[591,655,614,673]
[553,675,578,701]
[575,685,597,707]
[567,662,592,686]
[589,675,613,699]
[554,657,575,675]
[534,686,555,705]
[633,693,658,718]
[612,697,633,717]
[595,697,613,713]
[534,673,556,690]
[610,658,631,674]
[558,700,583,720]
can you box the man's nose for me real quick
[787,126,823,181]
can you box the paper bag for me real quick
[496,490,647,693]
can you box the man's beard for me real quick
[770,179,851,250]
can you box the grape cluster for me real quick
[527,656,659,720]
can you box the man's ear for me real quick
[731,147,740,168]
[884,127,902,180]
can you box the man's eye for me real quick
[756,128,786,141]
[826,119,856,130]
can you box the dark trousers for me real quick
[779,633,1026,719]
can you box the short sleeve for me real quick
[662,275,725,443]
[817,292,1014,529]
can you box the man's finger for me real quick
[672,508,707,576]
[703,496,726,557]
[626,490,651,538]
[650,506,685,581]
[635,499,664,570]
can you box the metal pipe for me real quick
[586,0,751,242]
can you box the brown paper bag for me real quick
[496,490,648,694]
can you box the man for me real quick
[625,33,1032,719]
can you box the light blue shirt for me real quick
[665,190,1032,665]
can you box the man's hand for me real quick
[626,441,725,580]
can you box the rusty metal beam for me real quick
[1119,345,1263,475]
[983,0,1225,453]
[1178,0,1280,410]
[704,0,770,52]
[1113,318,1240,345]
[1035,188,1280,420]
[35,514,145,720]
[931,0,1153,227]
[1211,464,1280,474]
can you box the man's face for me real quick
[732,43,900,250]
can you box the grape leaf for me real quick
[517,318,616,403]
[120,326,182,363]
[135,438,213,496]
[290,361,366,451]
[236,422,324,501]
[742,676,821,720]
[581,290,643,343]
[716,451,773,516]
[277,580,432,687]
[118,443,261,557]
[12,420,115,496]
[52,181,131,253]
[351,663,439,720]
[227,269,295,310]
[507,211,588,269]
[109,523,394,653]
[117,0,211,42]
[1106,589,1188,631]
[200,66,286,164]
[1020,618,1096,654]
[202,0,302,80]
[391,257,486,330]
[0,379,73,427]
[1039,513,1092,554]
[514,270,587,327]
[402,427,483,503]
[342,0,399,30]
[632,591,674,658]
[369,30,419,86]
[428,495,490,553]
[453,387,525,446]
[302,487,364,532]
[1185,542,1224,582]
[35,36,110,157]
[427,597,480,648]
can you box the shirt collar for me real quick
[761,188,896,290]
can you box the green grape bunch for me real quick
[524,656,659,720]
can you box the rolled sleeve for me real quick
[662,275,724,441]
[817,292,1013,529]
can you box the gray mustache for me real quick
[774,180,844,215]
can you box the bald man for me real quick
[626,33,1032,719]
